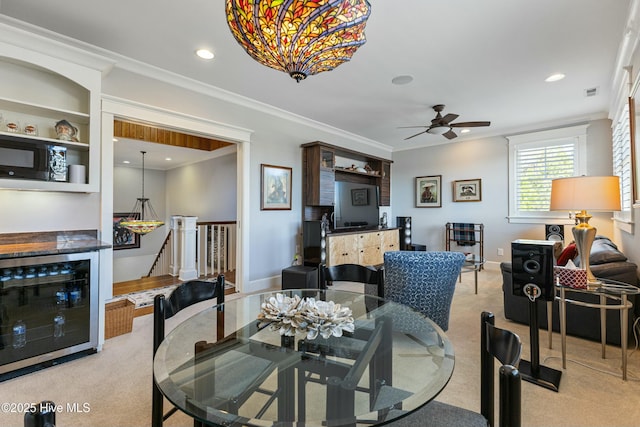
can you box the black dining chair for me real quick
[303,263,384,355]
[320,263,384,295]
[380,311,522,427]
[152,276,226,427]
[297,263,385,415]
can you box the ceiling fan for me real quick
[400,104,491,140]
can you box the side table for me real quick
[459,254,486,294]
[556,279,639,380]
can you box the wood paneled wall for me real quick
[114,120,233,151]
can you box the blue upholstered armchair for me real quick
[383,251,466,331]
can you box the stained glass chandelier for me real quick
[225,0,371,82]
[120,151,164,235]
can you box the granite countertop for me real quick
[0,230,111,259]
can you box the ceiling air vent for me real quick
[584,87,598,97]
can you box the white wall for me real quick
[166,150,237,221]
[0,191,100,234]
[390,119,618,267]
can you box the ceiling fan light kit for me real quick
[427,125,450,135]
[401,104,491,141]
[225,0,371,82]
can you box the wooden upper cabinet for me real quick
[379,161,391,206]
[305,144,335,206]
[302,141,392,210]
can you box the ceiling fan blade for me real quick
[443,130,457,140]
[440,113,459,124]
[450,121,491,128]
[404,130,429,140]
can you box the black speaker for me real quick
[396,216,412,250]
[282,266,319,290]
[545,224,565,243]
[511,240,561,301]
[303,221,326,266]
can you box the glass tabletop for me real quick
[462,254,485,268]
[556,276,640,296]
[153,289,454,427]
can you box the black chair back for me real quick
[320,263,384,296]
[152,275,225,427]
[480,311,522,427]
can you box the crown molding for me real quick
[0,15,392,156]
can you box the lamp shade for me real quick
[225,0,371,82]
[550,176,621,212]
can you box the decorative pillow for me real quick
[557,243,577,266]
[589,238,627,265]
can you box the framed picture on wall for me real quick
[261,164,292,210]
[415,175,442,207]
[113,213,140,250]
[351,188,369,206]
[453,178,482,202]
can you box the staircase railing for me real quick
[147,230,173,277]
[196,221,237,277]
[147,220,237,279]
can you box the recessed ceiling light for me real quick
[165,157,172,161]
[545,73,566,82]
[123,160,130,164]
[391,75,414,85]
[196,49,214,60]
[460,129,470,134]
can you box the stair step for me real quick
[113,274,182,297]
[111,272,236,318]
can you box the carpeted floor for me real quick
[1,265,639,426]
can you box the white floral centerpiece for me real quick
[257,293,355,340]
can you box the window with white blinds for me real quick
[515,144,575,211]
[507,125,587,223]
[612,100,632,222]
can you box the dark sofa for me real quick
[501,236,639,345]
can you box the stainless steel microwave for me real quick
[0,134,67,181]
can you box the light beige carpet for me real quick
[1,266,639,426]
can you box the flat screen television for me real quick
[333,181,379,230]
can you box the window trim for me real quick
[611,96,634,234]
[507,124,588,224]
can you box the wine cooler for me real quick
[0,252,98,379]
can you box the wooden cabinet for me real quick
[357,231,382,265]
[326,229,399,267]
[305,144,335,206]
[0,53,100,192]
[381,228,399,254]
[327,233,358,265]
[302,142,392,215]
[379,161,391,206]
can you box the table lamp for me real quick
[550,176,621,286]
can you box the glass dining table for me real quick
[153,289,454,427]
